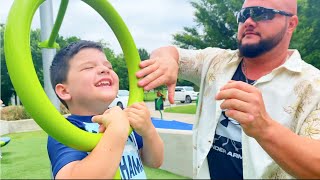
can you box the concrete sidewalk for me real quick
[146,102,196,124]
[151,110,195,124]
[144,102,195,178]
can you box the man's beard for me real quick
[238,25,287,58]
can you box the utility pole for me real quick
[39,0,60,111]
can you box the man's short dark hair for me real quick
[50,40,104,108]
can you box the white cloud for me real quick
[0,0,196,54]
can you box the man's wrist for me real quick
[256,118,278,143]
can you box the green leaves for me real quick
[174,0,320,69]
[0,24,152,104]
[292,0,320,69]
[1,24,15,105]
[173,0,244,50]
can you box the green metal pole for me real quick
[39,0,69,48]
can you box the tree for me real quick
[56,36,80,49]
[1,25,81,105]
[1,24,14,105]
[291,0,320,69]
[173,0,243,50]
[172,0,243,89]
[30,29,44,87]
[138,48,150,61]
[173,0,320,90]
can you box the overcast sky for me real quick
[0,0,197,54]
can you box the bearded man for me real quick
[136,0,320,179]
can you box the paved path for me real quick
[145,102,196,124]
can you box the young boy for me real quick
[47,40,164,179]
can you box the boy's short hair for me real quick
[50,40,104,108]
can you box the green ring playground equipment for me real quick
[4,1,143,178]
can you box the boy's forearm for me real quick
[56,123,128,179]
[141,127,164,168]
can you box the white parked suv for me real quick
[109,90,129,109]
[174,86,198,103]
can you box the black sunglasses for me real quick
[237,6,293,23]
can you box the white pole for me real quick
[39,0,60,111]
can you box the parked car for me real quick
[109,90,129,109]
[0,99,4,109]
[174,86,199,103]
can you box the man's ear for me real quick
[55,83,71,101]
[288,15,299,34]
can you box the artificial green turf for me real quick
[1,131,50,179]
[164,104,196,114]
[1,130,189,179]
[145,166,189,179]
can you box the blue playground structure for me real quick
[0,136,11,158]
[0,137,11,147]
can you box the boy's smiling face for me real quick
[58,48,119,115]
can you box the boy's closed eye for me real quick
[79,62,96,71]
[82,66,94,71]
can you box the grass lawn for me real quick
[164,104,197,114]
[144,90,167,102]
[1,131,188,179]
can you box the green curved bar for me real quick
[39,0,69,49]
[5,0,143,178]
[5,0,101,152]
[4,0,142,155]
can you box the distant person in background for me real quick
[156,90,165,101]
[135,0,320,179]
